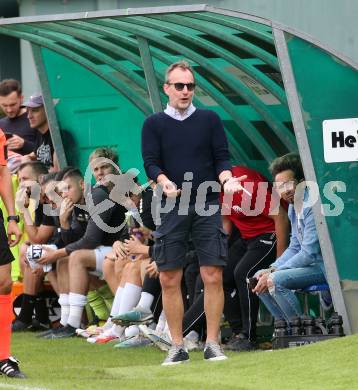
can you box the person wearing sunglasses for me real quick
[142,60,246,365]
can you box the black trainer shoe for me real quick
[225,333,255,352]
[37,324,63,339]
[162,345,190,366]
[11,319,31,332]
[44,325,77,339]
[204,342,228,361]
[28,318,50,332]
[0,356,26,378]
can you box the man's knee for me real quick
[102,258,114,278]
[0,270,12,294]
[69,250,95,270]
[201,266,223,286]
[160,269,182,289]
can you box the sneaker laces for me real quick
[205,342,224,355]
[167,345,184,359]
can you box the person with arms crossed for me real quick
[0,79,36,156]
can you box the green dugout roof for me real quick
[0,4,357,334]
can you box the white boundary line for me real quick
[0,383,50,390]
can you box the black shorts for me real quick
[0,212,14,266]
[152,201,228,272]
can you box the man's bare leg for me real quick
[160,269,184,345]
[200,265,224,343]
[50,250,96,334]
[103,257,118,294]
[14,247,45,328]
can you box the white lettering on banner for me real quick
[323,118,358,163]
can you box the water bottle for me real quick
[289,316,301,336]
[301,315,315,335]
[274,319,288,337]
[328,312,344,336]
[314,317,327,335]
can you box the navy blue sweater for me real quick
[142,109,231,202]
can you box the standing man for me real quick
[22,95,59,172]
[0,129,25,378]
[0,79,37,155]
[142,60,245,365]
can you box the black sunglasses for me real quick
[167,82,196,91]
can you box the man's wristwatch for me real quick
[7,215,20,223]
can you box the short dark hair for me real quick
[63,168,83,181]
[39,172,58,186]
[269,152,304,182]
[0,79,22,97]
[17,161,48,178]
[55,166,76,181]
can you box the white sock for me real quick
[125,325,139,338]
[137,292,154,311]
[156,310,166,333]
[58,293,70,326]
[118,283,142,315]
[67,293,87,329]
[163,321,172,340]
[110,287,123,317]
[101,317,114,331]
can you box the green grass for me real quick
[1,333,357,390]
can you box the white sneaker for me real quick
[204,342,228,361]
[87,324,123,344]
[139,324,172,352]
[184,330,200,351]
[76,325,103,338]
[113,334,151,348]
[184,338,200,351]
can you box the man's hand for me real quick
[223,175,248,194]
[6,134,25,151]
[20,153,37,164]
[112,240,127,260]
[105,251,117,262]
[7,220,21,247]
[146,261,159,278]
[161,180,181,198]
[60,198,74,227]
[15,186,30,211]
[38,247,58,265]
[253,271,271,294]
[124,235,147,256]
